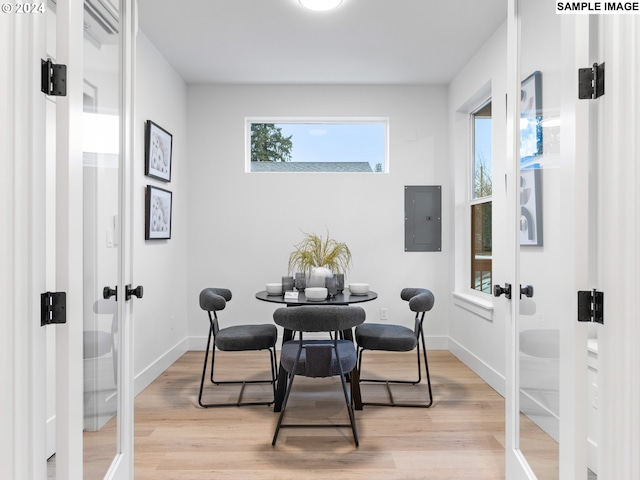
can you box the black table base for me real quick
[255,290,377,411]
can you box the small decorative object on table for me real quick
[266,283,282,295]
[284,291,300,301]
[326,276,338,297]
[308,267,332,288]
[305,287,328,301]
[282,276,294,293]
[294,273,306,291]
[349,283,370,295]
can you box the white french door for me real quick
[42,1,136,479]
[77,0,136,478]
[503,1,596,478]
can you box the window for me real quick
[471,101,492,294]
[246,118,388,173]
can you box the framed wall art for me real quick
[520,71,542,167]
[145,185,172,240]
[520,168,542,246]
[145,120,173,181]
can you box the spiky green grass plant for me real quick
[288,230,352,276]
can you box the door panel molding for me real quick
[55,1,87,478]
[1,9,48,480]
[597,15,640,479]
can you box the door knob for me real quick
[103,286,117,300]
[125,284,144,301]
[493,283,512,299]
[520,285,534,298]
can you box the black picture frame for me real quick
[520,168,543,246]
[145,185,172,240]
[145,120,173,182]
[520,71,542,167]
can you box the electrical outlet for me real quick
[380,308,388,320]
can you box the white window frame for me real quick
[469,99,492,295]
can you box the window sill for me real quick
[452,291,494,322]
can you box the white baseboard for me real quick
[448,338,506,397]
[134,338,189,397]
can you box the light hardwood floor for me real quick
[79,349,568,479]
[130,349,510,479]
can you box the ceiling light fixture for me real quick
[299,0,343,11]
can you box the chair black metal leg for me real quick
[199,328,278,408]
[273,341,360,447]
[350,365,363,410]
[419,328,433,408]
[335,341,359,446]
[209,342,217,383]
[339,371,359,447]
[269,347,278,399]
[273,364,288,412]
[357,331,433,408]
[271,371,297,446]
[198,326,215,408]
[272,347,303,446]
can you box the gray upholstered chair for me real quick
[355,287,435,407]
[271,305,366,447]
[198,288,278,408]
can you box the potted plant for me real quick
[288,230,352,280]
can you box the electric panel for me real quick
[404,185,441,252]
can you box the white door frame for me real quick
[504,1,530,476]
[505,5,640,479]
[597,14,640,480]
[1,1,137,478]
[1,9,48,480]
[105,0,136,476]
[54,1,85,477]
[505,2,591,478]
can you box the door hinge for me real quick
[41,58,67,97]
[41,291,67,326]
[578,62,605,100]
[577,289,604,325]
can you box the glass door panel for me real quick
[82,0,121,476]
[516,1,562,477]
[507,1,595,477]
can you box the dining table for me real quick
[255,289,378,411]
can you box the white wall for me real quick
[133,32,189,394]
[185,85,451,348]
[448,22,508,394]
[449,8,570,420]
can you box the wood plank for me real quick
[81,349,559,478]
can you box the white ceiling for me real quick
[137,0,506,85]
